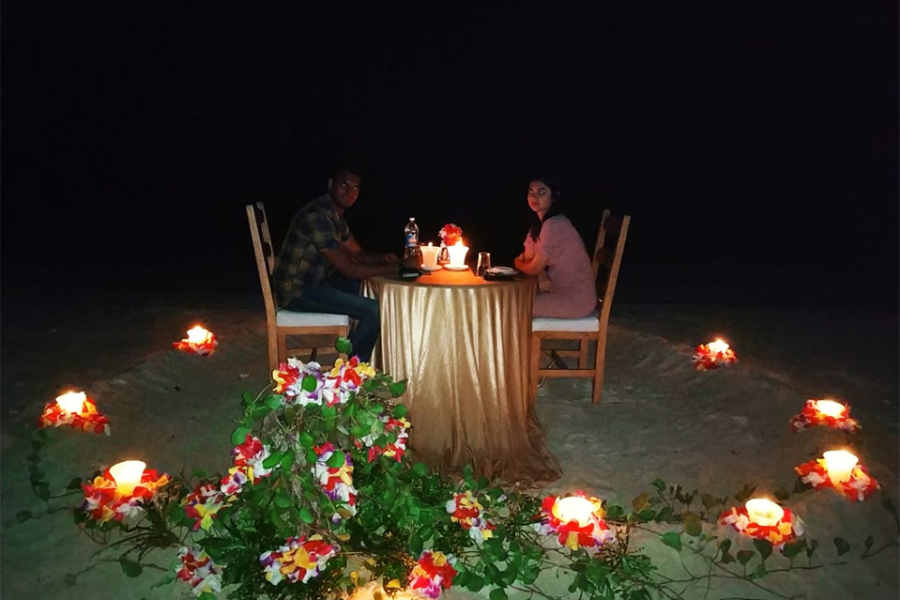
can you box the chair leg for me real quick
[578,339,589,369]
[592,332,608,404]
[531,334,542,400]
[268,326,279,374]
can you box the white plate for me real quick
[487,266,518,275]
[419,264,442,272]
[444,264,470,271]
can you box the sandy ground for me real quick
[1,288,897,600]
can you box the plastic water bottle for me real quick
[403,217,420,259]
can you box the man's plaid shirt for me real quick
[272,194,352,306]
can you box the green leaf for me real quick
[605,505,624,520]
[335,337,352,355]
[782,539,806,559]
[412,462,428,477]
[326,451,346,468]
[864,535,874,550]
[151,573,176,589]
[736,550,754,565]
[489,588,509,600]
[660,531,682,551]
[834,537,851,556]
[15,510,33,523]
[637,508,656,522]
[298,432,314,449]
[388,381,407,397]
[231,426,250,446]
[721,551,735,564]
[652,478,666,491]
[806,538,819,558]
[275,491,291,509]
[393,404,408,418]
[262,451,284,469]
[299,506,314,524]
[191,469,206,479]
[264,394,282,409]
[466,574,485,593]
[683,512,703,537]
[281,451,295,470]
[410,531,423,556]
[302,375,319,392]
[65,477,83,491]
[734,483,757,504]
[241,391,254,407]
[718,539,732,556]
[655,505,674,522]
[753,538,773,561]
[198,593,217,600]
[120,558,143,577]
[700,493,716,510]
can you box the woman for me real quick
[513,176,597,318]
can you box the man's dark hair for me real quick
[331,162,363,181]
[528,175,565,242]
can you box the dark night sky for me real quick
[2,3,898,307]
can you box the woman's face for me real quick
[527,180,554,216]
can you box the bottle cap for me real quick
[409,217,415,221]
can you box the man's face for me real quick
[328,171,361,210]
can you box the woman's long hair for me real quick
[528,176,565,242]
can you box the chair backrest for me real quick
[254,202,277,275]
[246,204,278,326]
[592,210,631,323]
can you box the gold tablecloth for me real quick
[363,268,561,487]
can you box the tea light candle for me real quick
[109,460,146,495]
[823,450,858,484]
[447,240,469,268]
[552,496,595,527]
[186,326,211,344]
[744,498,784,527]
[421,242,441,269]
[813,399,847,418]
[708,339,730,354]
[55,391,87,414]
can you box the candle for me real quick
[109,460,146,495]
[552,496,595,527]
[708,339,730,354]
[55,391,87,414]
[823,450,858,484]
[813,399,846,418]
[421,242,441,269]
[447,240,469,268]
[744,498,784,527]
[186,326,211,344]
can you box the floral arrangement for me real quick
[795,459,881,502]
[38,396,110,435]
[790,399,861,433]
[438,223,463,246]
[718,506,804,550]
[173,326,218,356]
[20,337,896,600]
[692,339,737,371]
[534,491,616,551]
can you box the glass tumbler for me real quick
[476,252,491,277]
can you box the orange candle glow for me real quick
[186,326,212,344]
[552,496,595,527]
[813,399,846,418]
[707,339,730,354]
[109,460,146,495]
[55,391,87,414]
[823,450,858,484]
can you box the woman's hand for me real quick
[538,271,552,293]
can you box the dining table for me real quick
[362,266,561,488]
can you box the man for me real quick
[272,166,409,361]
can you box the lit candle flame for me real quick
[745,498,784,527]
[186,326,211,344]
[823,450,858,484]
[813,399,846,418]
[552,496,595,527]
[109,460,147,495]
[55,391,87,414]
[708,339,730,354]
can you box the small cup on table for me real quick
[476,252,491,277]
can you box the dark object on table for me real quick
[398,266,422,279]
[482,273,516,281]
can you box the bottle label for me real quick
[405,232,418,247]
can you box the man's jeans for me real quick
[285,277,380,362]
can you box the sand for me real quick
[1,288,897,599]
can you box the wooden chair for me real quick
[531,210,631,404]
[246,203,350,372]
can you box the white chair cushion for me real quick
[533,310,600,332]
[276,308,350,327]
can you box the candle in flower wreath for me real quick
[39,391,110,434]
[718,498,803,550]
[534,491,615,551]
[692,338,737,370]
[790,399,860,433]
[795,449,881,502]
[173,325,218,355]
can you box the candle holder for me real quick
[39,392,110,435]
[692,338,737,371]
[790,399,860,433]
[718,499,804,550]
[535,491,615,551]
[795,454,880,502]
[420,243,442,271]
[173,325,218,356]
[80,463,169,525]
[445,242,469,270]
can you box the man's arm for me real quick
[343,237,400,265]
[321,244,411,280]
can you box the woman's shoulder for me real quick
[543,215,576,234]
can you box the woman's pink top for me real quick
[524,215,597,318]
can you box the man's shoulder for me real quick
[294,194,333,218]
